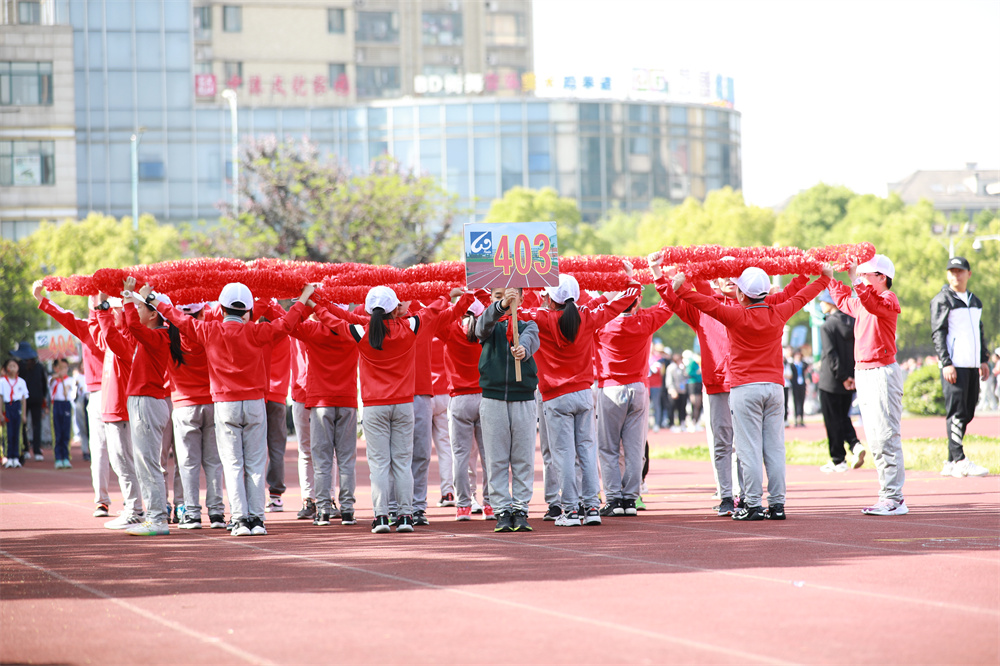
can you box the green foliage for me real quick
[207,137,459,266]
[0,239,47,358]
[773,183,855,249]
[902,364,945,415]
[483,186,606,253]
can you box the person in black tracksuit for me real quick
[930,256,990,478]
[817,291,862,471]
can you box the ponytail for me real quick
[369,307,389,350]
[557,298,581,343]
[168,323,185,366]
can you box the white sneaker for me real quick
[554,510,582,527]
[125,520,170,536]
[850,443,866,469]
[105,512,144,530]
[640,481,649,494]
[470,499,484,514]
[265,496,283,512]
[820,461,848,473]
[231,520,252,537]
[952,459,989,478]
[862,498,908,516]
[940,461,955,476]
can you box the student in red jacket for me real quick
[316,286,421,534]
[526,268,641,527]
[34,283,112,516]
[290,306,361,527]
[672,264,832,521]
[829,254,907,516]
[93,294,146,530]
[154,281,313,537]
[594,275,673,517]
[168,302,226,530]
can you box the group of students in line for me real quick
[15,248,909,537]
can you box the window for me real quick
[223,61,243,88]
[355,11,398,43]
[222,5,241,32]
[0,141,55,186]
[485,13,526,46]
[356,65,399,98]
[329,63,348,94]
[0,62,53,106]
[422,12,463,46]
[17,1,41,24]
[193,6,211,39]
[138,160,165,180]
[327,8,345,33]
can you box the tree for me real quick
[0,239,48,358]
[773,183,855,250]
[207,136,459,266]
[482,186,610,255]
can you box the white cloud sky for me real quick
[532,0,1000,206]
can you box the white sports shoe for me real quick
[940,461,955,476]
[862,498,908,516]
[850,443,866,469]
[952,458,989,478]
[820,461,848,473]
[104,512,144,530]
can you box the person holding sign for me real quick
[526,267,641,527]
[475,287,540,533]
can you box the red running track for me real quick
[1,415,998,664]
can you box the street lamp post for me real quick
[130,127,145,262]
[221,89,239,216]
[972,235,1000,251]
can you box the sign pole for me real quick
[512,302,522,381]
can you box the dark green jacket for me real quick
[476,301,539,401]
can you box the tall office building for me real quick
[1,0,741,240]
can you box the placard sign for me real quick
[34,329,82,363]
[464,222,559,290]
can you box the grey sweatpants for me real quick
[537,390,560,507]
[292,400,313,500]
[104,419,142,514]
[730,383,785,508]
[87,389,111,506]
[127,396,171,524]
[310,406,358,513]
[705,391,742,500]
[159,400,183,507]
[430,394,454,496]
[448,393,488,508]
[480,397,536,513]
[265,400,287,497]
[597,382,648,501]
[215,399,268,522]
[856,363,905,501]
[173,403,224,517]
[544,389,601,511]
[412,395,434,512]
[364,402,414,517]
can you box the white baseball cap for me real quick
[857,254,895,279]
[178,302,205,314]
[219,282,253,310]
[735,267,771,299]
[467,300,486,317]
[543,274,580,305]
[365,286,400,314]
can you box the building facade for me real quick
[1,0,741,239]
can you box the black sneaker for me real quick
[764,504,786,520]
[494,510,515,532]
[209,514,226,529]
[716,497,735,517]
[599,498,623,517]
[313,511,331,526]
[583,506,602,525]
[512,510,532,532]
[413,510,430,526]
[341,511,356,526]
[371,515,391,533]
[297,499,316,520]
[543,504,562,521]
[733,505,764,521]
[395,514,414,533]
[178,514,202,530]
[437,492,455,507]
[622,499,638,516]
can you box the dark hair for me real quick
[222,305,248,317]
[747,295,766,304]
[54,357,68,368]
[557,298,581,343]
[3,358,17,371]
[168,323,185,366]
[369,307,389,350]
[885,276,893,289]
[465,314,478,343]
